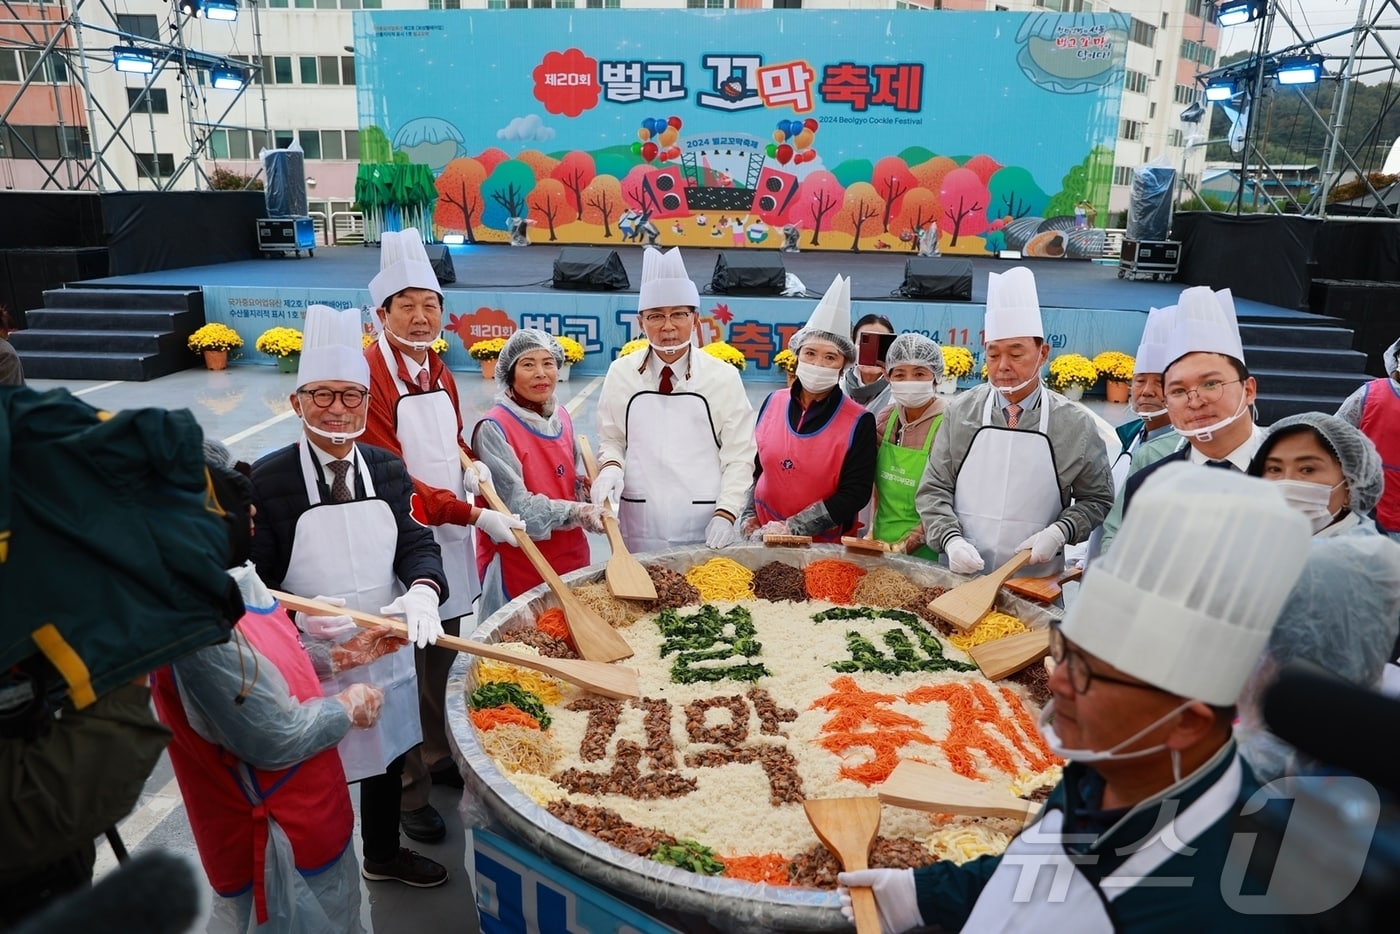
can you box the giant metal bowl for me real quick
[447,544,1061,933]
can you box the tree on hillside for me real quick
[582,174,623,238]
[892,188,940,249]
[939,168,990,246]
[529,178,576,240]
[872,156,918,233]
[912,155,958,198]
[962,154,1004,185]
[476,147,510,174]
[481,160,537,230]
[434,157,487,243]
[837,181,882,252]
[517,149,561,180]
[790,170,845,246]
[987,166,1048,220]
[552,151,597,216]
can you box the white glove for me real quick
[591,464,624,508]
[837,869,924,934]
[946,536,985,575]
[748,519,789,541]
[705,515,738,549]
[461,459,491,496]
[566,502,609,534]
[1016,523,1068,565]
[380,583,443,649]
[335,683,384,728]
[475,507,526,545]
[295,595,356,639]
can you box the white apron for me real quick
[280,442,421,783]
[619,390,723,554]
[953,388,1064,577]
[962,756,1243,932]
[377,340,478,619]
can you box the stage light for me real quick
[113,46,155,74]
[203,0,238,20]
[1275,54,1323,86]
[442,233,466,245]
[1180,101,1206,124]
[210,66,245,90]
[177,0,201,16]
[1216,0,1265,28]
[1204,78,1237,102]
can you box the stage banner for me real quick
[202,284,1146,385]
[354,9,1126,258]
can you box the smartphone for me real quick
[858,331,897,368]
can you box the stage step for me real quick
[11,286,205,382]
[1240,344,1369,372]
[1237,322,1354,350]
[1235,315,1371,425]
[1255,393,1361,425]
[1251,368,1370,400]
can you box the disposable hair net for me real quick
[496,328,565,388]
[884,333,944,379]
[1252,412,1385,515]
[1237,534,1400,782]
[788,327,855,366]
[1384,336,1399,377]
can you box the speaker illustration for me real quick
[640,168,689,219]
[750,168,801,224]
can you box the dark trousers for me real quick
[359,751,407,864]
[401,613,464,810]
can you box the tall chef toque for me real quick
[637,246,700,311]
[1162,286,1243,373]
[1062,463,1311,705]
[983,266,1044,342]
[369,227,441,312]
[790,274,854,361]
[1134,303,1176,375]
[297,303,370,388]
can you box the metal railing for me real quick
[308,211,327,246]
[1103,228,1126,258]
[329,211,365,246]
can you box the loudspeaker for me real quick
[552,247,629,292]
[425,244,456,286]
[641,168,689,219]
[750,168,801,223]
[710,252,786,295]
[897,257,973,301]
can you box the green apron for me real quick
[872,409,941,560]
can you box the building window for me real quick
[298,129,322,160]
[1124,70,1149,94]
[20,50,68,83]
[1114,165,1135,186]
[1149,102,1157,119]
[209,129,253,160]
[0,52,20,83]
[1169,129,1184,147]
[1173,84,1200,105]
[320,130,344,160]
[126,87,169,114]
[1143,147,1151,161]
[268,0,288,6]
[299,56,318,84]
[345,130,360,160]
[274,130,294,149]
[487,0,505,7]
[135,153,176,178]
[1129,18,1156,48]
[116,13,161,42]
[265,56,294,85]
[1119,119,1142,141]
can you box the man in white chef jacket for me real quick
[915,267,1114,578]
[593,247,757,552]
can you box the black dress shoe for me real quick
[400,805,446,844]
[430,761,465,789]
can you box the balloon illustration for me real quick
[776,144,793,165]
[631,141,643,156]
[638,127,651,142]
[793,129,814,151]
[803,118,819,133]
[663,146,681,161]
[766,143,778,158]
[773,130,786,144]
[658,127,679,148]
[667,116,683,130]
[641,141,658,162]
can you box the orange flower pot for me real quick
[1105,380,1130,404]
[203,350,229,371]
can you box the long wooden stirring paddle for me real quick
[271,591,638,699]
[460,452,634,662]
[927,549,1032,631]
[803,797,883,934]
[575,438,657,601]
[878,759,1042,822]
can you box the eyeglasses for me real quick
[1165,379,1242,404]
[641,310,694,327]
[298,388,367,409]
[1048,624,1158,695]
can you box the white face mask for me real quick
[796,360,842,393]
[651,339,692,354]
[1038,700,1192,783]
[1174,389,1249,443]
[889,379,937,409]
[384,326,442,354]
[1272,478,1345,533]
[302,417,366,446]
[993,370,1040,399]
[1129,399,1169,420]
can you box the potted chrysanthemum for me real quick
[939,345,975,395]
[702,341,747,371]
[1092,350,1135,403]
[1048,353,1098,400]
[187,323,244,370]
[555,335,585,381]
[256,326,304,373]
[469,337,508,380]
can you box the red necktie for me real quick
[1004,403,1022,429]
[416,369,431,392]
[659,365,674,395]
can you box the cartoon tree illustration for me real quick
[872,156,918,234]
[552,151,597,216]
[582,174,623,238]
[962,153,1004,186]
[360,126,395,164]
[787,170,844,247]
[475,147,510,175]
[987,166,1049,221]
[911,155,958,199]
[434,156,488,243]
[481,160,538,230]
[939,168,991,247]
[619,164,654,211]
[837,181,882,252]
[892,188,941,250]
[528,177,576,241]
[517,149,561,181]
[1046,146,1114,218]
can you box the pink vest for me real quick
[1360,378,1400,530]
[150,605,352,924]
[474,404,591,597]
[753,388,866,542]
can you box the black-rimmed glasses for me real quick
[298,388,367,409]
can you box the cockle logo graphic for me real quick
[781,458,795,471]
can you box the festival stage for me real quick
[79,243,1315,382]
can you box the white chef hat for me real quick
[984,266,1044,342]
[637,247,700,311]
[1062,462,1311,705]
[369,228,442,311]
[1134,304,1176,375]
[790,274,855,362]
[1162,286,1244,375]
[297,304,370,389]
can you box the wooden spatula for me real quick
[927,550,1032,631]
[763,533,813,547]
[461,453,634,663]
[969,629,1051,681]
[575,438,657,602]
[878,760,1041,822]
[841,536,890,556]
[803,797,883,934]
[271,591,639,699]
[1002,567,1083,604]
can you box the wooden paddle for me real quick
[763,533,812,547]
[460,452,634,663]
[803,797,882,934]
[1002,567,1083,605]
[271,591,639,699]
[841,535,890,556]
[927,550,1032,632]
[878,760,1042,822]
[969,629,1051,681]
[575,438,657,602]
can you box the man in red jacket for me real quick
[1337,335,1400,538]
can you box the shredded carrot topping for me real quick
[470,705,542,732]
[802,559,867,605]
[720,853,793,885]
[535,608,570,641]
